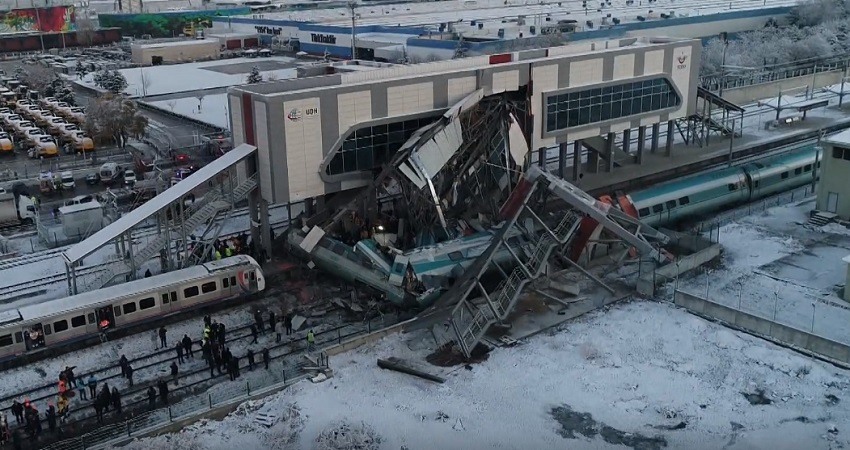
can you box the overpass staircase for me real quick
[86,175,258,290]
[445,166,670,358]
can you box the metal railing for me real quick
[700,58,849,93]
[690,184,816,234]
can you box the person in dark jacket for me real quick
[170,361,179,385]
[147,386,156,409]
[250,324,258,344]
[100,384,111,412]
[46,404,56,432]
[93,398,104,423]
[126,365,134,387]
[268,311,276,333]
[217,323,226,345]
[247,349,255,371]
[64,366,77,387]
[144,269,152,278]
[87,374,97,400]
[158,379,169,405]
[159,326,168,348]
[262,347,270,370]
[182,334,193,358]
[119,355,129,378]
[111,387,122,415]
[176,342,184,364]
[285,314,293,335]
[254,311,264,333]
[10,401,23,425]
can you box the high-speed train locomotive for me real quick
[628,146,820,227]
[0,255,265,361]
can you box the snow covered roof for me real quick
[133,39,220,49]
[59,202,102,214]
[355,32,412,44]
[62,144,258,264]
[824,128,850,147]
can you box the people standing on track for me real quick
[250,324,258,344]
[262,347,270,370]
[93,397,104,423]
[247,349,255,371]
[254,310,264,333]
[126,365,134,387]
[144,269,152,278]
[159,326,168,348]
[218,322,226,345]
[269,311,276,333]
[87,374,98,400]
[119,355,129,378]
[307,329,315,352]
[46,403,56,433]
[182,334,194,359]
[157,379,169,405]
[147,386,156,409]
[10,401,22,425]
[77,380,87,401]
[285,313,293,335]
[64,366,76,388]
[111,387,122,415]
[99,384,111,412]
[170,361,179,385]
[176,342,184,364]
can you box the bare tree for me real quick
[196,92,205,112]
[76,14,97,47]
[85,93,148,148]
[166,100,176,112]
[19,64,55,94]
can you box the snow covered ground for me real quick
[146,94,230,130]
[74,57,298,98]
[119,300,850,450]
[679,197,850,345]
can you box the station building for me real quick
[817,129,850,220]
[228,36,700,210]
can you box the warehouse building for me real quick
[817,130,850,220]
[228,36,700,210]
[131,39,221,65]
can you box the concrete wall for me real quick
[636,243,722,296]
[674,290,850,366]
[721,69,845,106]
[817,141,850,219]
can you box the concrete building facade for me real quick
[131,39,221,65]
[229,37,700,208]
[817,129,850,220]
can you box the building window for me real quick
[326,116,440,175]
[546,78,680,132]
[834,146,850,161]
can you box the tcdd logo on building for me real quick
[676,54,688,69]
[287,107,319,121]
[311,33,337,44]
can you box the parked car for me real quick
[60,171,75,190]
[124,169,137,186]
[85,173,99,185]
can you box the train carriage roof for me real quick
[628,166,745,205]
[9,256,256,323]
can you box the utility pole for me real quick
[348,1,357,60]
[32,0,45,53]
[719,31,728,97]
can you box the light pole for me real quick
[348,1,357,60]
[737,281,743,310]
[811,302,816,333]
[33,0,46,53]
[773,291,779,321]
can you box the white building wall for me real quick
[612,54,636,80]
[283,98,324,201]
[491,70,519,94]
[530,64,558,152]
[670,45,694,119]
[643,50,665,75]
[387,82,435,116]
[338,91,372,135]
[447,76,477,105]
[568,58,603,87]
[254,101,274,202]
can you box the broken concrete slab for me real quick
[292,315,307,331]
[550,281,581,296]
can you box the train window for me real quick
[44,324,52,335]
[114,306,122,317]
[249,271,256,281]
[727,183,737,191]
[71,315,86,328]
[87,313,95,324]
[184,286,199,298]
[139,297,155,310]
[754,180,760,188]
[223,277,230,288]
[638,207,649,216]
[678,196,690,205]
[665,200,676,209]
[794,167,802,175]
[171,292,178,303]
[230,276,236,286]
[448,251,464,261]
[14,332,22,343]
[651,204,663,213]
[162,293,169,304]
[53,320,68,333]
[0,334,12,347]
[804,164,812,172]
[201,282,217,294]
[122,302,137,315]
[818,161,822,168]
[834,147,843,159]
[781,171,788,179]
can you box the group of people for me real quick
[4,365,81,446]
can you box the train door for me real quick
[23,323,45,350]
[248,270,258,291]
[160,291,179,312]
[96,306,115,331]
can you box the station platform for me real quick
[574,114,850,197]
